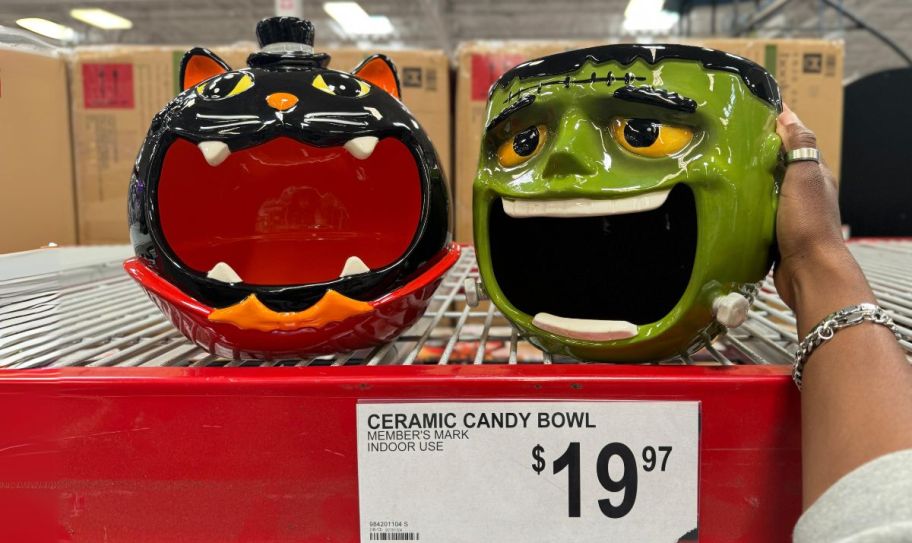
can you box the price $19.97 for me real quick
[531,442,673,519]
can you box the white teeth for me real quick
[712,292,750,329]
[339,256,370,277]
[532,313,638,341]
[344,136,378,160]
[502,189,671,218]
[198,141,231,166]
[207,262,242,284]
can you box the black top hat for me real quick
[248,17,330,69]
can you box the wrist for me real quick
[790,244,855,289]
[790,246,876,337]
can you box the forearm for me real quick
[794,247,912,508]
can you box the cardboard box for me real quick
[454,39,844,241]
[68,45,451,244]
[0,46,77,253]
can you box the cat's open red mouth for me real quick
[156,136,422,286]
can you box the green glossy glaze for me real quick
[473,46,782,362]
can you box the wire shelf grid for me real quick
[1,242,910,369]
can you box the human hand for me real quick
[773,103,852,312]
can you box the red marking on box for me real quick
[471,53,526,101]
[82,63,134,109]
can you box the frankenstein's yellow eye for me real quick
[497,125,548,167]
[611,118,693,158]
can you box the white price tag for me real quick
[357,401,699,542]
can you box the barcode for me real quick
[370,533,419,540]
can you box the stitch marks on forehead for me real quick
[502,71,646,104]
[491,44,781,110]
[491,70,695,131]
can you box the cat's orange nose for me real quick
[266,92,298,111]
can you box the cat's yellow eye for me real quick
[312,73,371,98]
[497,125,548,168]
[611,117,693,158]
[195,72,255,100]
[225,73,254,97]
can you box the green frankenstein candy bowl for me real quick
[472,44,783,362]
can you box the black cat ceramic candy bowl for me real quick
[124,17,457,359]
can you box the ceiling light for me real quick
[16,18,76,41]
[70,8,133,30]
[362,16,393,35]
[622,0,679,33]
[323,1,369,22]
[323,2,394,36]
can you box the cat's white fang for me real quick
[344,136,379,160]
[207,262,242,283]
[198,141,231,166]
[339,256,370,277]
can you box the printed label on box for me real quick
[471,53,526,101]
[82,63,134,109]
[402,67,423,88]
[803,53,823,74]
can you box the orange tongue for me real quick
[208,290,373,331]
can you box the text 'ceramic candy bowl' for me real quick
[472,44,782,362]
[125,17,457,359]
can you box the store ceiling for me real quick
[0,0,634,48]
[0,0,878,50]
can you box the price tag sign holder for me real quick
[0,364,801,542]
[357,400,700,542]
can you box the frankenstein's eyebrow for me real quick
[485,94,536,132]
[613,85,697,114]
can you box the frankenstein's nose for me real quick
[266,92,299,111]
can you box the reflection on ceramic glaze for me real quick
[124,16,457,359]
[473,44,782,362]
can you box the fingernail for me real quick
[779,108,799,126]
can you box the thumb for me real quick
[776,103,818,153]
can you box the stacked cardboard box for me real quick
[454,39,845,241]
[0,46,77,253]
[67,44,451,244]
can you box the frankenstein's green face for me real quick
[473,45,782,362]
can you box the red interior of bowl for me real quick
[157,137,422,285]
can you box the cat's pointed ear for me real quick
[352,54,401,100]
[180,47,231,91]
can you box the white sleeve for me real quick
[794,449,912,542]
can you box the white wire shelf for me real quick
[1,242,910,369]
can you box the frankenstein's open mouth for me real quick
[489,184,697,340]
[156,136,422,286]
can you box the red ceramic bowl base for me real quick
[124,243,461,359]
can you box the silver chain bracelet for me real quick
[793,303,901,389]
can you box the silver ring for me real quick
[786,147,820,164]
